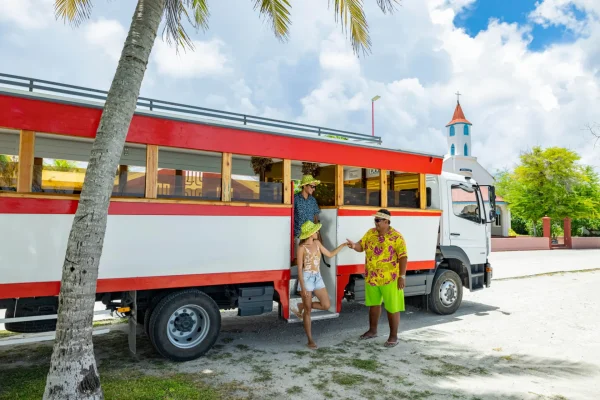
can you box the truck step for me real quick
[286,310,339,324]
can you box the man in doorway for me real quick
[294,175,321,258]
[346,209,407,347]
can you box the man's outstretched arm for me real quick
[346,239,364,253]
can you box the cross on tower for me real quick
[455,91,462,104]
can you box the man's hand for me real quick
[397,276,406,290]
[346,239,355,249]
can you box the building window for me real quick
[464,144,468,156]
[464,125,469,135]
[231,155,283,204]
[292,162,336,206]
[450,144,455,156]
[451,184,482,224]
[157,148,222,200]
[388,171,420,208]
[0,132,19,192]
[449,126,455,137]
[343,167,380,206]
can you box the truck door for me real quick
[447,181,487,265]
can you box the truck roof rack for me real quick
[0,72,382,145]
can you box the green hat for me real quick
[299,220,322,240]
[299,175,320,187]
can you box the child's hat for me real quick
[299,220,322,240]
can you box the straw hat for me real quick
[299,220,322,240]
[372,209,391,220]
[299,175,321,187]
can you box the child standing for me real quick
[292,221,347,349]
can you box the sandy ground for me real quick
[2,249,600,399]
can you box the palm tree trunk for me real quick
[43,0,164,398]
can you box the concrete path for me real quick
[489,249,600,280]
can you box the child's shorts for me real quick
[302,271,326,292]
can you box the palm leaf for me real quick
[54,0,94,26]
[376,0,400,14]
[330,0,371,56]
[253,0,292,41]
[163,0,210,52]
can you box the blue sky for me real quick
[0,0,599,174]
[454,0,589,51]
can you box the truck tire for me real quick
[428,269,463,315]
[148,289,221,362]
[4,298,58,333]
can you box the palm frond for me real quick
[253,0,292,42]
[162,0,210,52]
[330,0,371,56]
[54,0,94,26]
[376,0,400,14]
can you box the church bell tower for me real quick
[446,92,473,158]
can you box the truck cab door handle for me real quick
[450,233,460,236]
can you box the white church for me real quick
[442,97,511,237]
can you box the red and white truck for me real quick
[0,73,495,361]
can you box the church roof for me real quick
[446,101,472,127]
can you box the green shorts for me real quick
[365,280,405,313]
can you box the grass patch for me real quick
[235,344,250,351]
[0,344,53,365]
[350,358,380,372]
[251,365,273,382]
[292,366,312,375]
[392,389,434,399]
[92,317,128,327]
[313,377,330,391]
[208,352,233,361]
[0,331,18,339]
[286,386,303,395]
[422,360,487,378]
[500,355,514,362]
[0,365,236,400]
[221,337,234,344]
[289,350,310,357]
[331,371,365,386]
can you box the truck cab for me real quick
[422,171,495,314]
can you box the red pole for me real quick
[371,100,374,136]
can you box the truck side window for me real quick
[451,184,482,223]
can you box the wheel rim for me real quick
[167,305,210,349]
[439,279,458,307]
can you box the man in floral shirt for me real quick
[346,209,407,348]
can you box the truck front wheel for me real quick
[148,289,221,362]
[428,269,463,315]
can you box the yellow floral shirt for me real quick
[360,227,408,287]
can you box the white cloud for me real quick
[84,19,127,61]
[152,39,231,79]
[529,0,588,32]
[0,0,54,29]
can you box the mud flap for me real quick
[128,290,137,356]
[484,263,493,288]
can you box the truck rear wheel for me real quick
[428,269,463,315]
[148,289,221,362]
[4,298,58,333]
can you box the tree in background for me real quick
[496,146,600,237]
[46,0,400,398]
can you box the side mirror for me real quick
[488,186,496,209]
[489,209,496,221]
